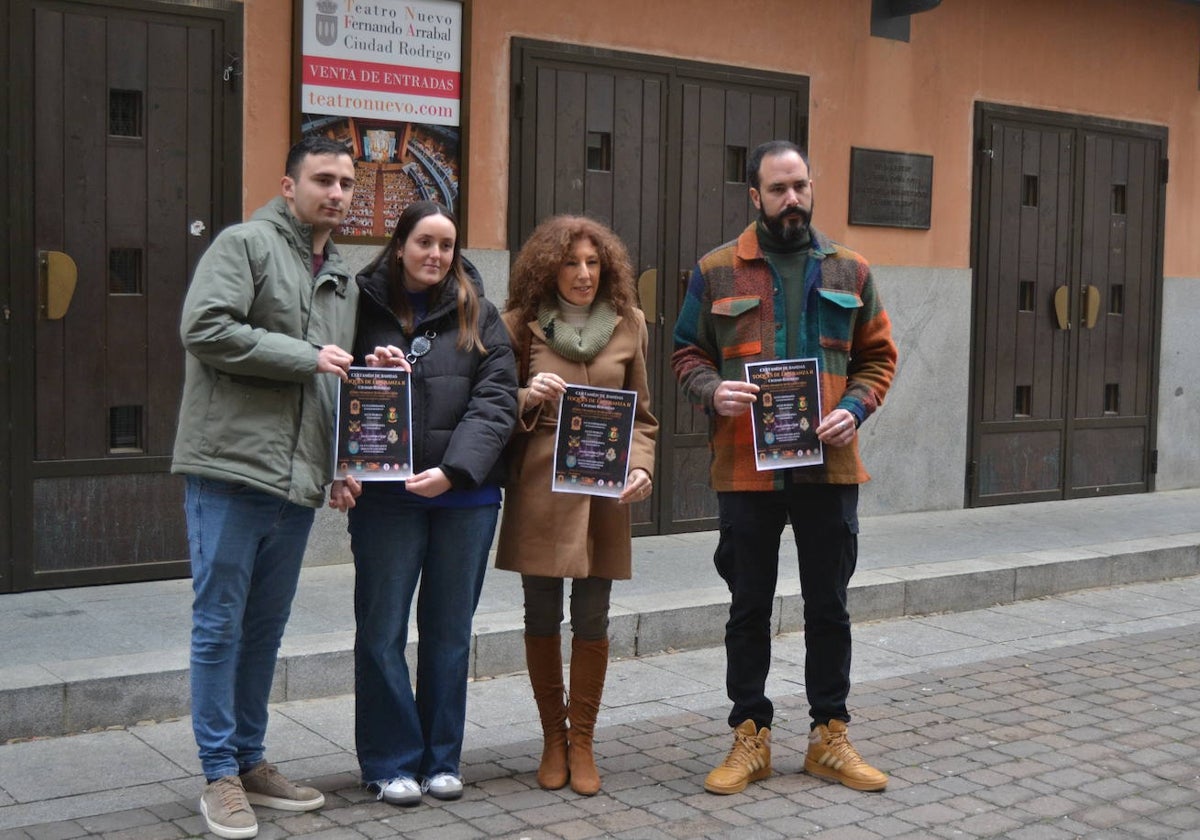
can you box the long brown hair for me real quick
[505,215,637,327]
[363,200,485,353]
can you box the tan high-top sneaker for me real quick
[704,719,772,794]
[804,719,888,791]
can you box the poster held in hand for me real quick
[745,358,824,470]
[335,366,413,480]
[551,384,637,498]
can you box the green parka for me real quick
[171,196,359,507]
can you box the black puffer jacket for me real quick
[353,259,517,490]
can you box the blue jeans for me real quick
[348,493,498,783]
[715,482,859,730]
[185,476,316,780]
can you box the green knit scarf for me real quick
[536,299,619,362]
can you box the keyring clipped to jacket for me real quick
[405,330,437,364]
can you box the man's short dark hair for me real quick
[747,140,808,189]
[285,135,353,179]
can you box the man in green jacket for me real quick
[172,135,357,840]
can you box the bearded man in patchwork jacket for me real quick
[673,139,897,795]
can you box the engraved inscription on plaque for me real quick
[848,147,933,229]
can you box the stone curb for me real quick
[3,535,1197,741]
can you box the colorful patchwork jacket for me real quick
[672,221,897,491]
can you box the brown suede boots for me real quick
[524,634,569,790]
[523,634,609,796]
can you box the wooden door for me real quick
[4,0,241,590]
[969,105,1164,505]
[510,40,807,533]
[665,80,802,530]
[510,43,667,533]
[1068,131,1163,495]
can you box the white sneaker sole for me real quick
[200,797,259,839]
[426,785,463,801]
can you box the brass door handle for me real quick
[39,250,78,320]
[1053,286,1070,330]
[1082,284,1101,329]
[637,268,658,325]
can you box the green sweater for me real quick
[758,221,812,359]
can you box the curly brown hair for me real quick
[505,216,637,326]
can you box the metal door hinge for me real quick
[1150,449,1158,475]
[1160,158,1169,185]
[2,303,10,322]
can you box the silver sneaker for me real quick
[422,772,463,801]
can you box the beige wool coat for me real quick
[496,308,658,580]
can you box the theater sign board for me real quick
[302,0,462,127]
[299,0,464,239]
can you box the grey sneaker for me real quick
[239,761,325,812]
[200,775,258,839]
[371,776,422,806]
[422,772,463,800]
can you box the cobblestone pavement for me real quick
[3,618,1198,840]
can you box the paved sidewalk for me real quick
[2,573,1200,838]
[3,489,1199,741]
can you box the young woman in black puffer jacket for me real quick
[330,200,516,807]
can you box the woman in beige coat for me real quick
[497,216,657,796]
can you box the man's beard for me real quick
[761,202,812,242]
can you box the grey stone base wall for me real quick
[859,267,971,515]
[1155,276,1200,491]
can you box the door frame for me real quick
[3,0,243,591]
[1,0,13,593]
[967,102,1166,507]
[509,38,808,534]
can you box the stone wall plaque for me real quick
[848,147,933,229]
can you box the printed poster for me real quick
[745,358,824,470]
[334,366,413,480]
[300,0,463,239]
[552,385,637,498]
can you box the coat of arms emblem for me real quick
[315,0,338,46]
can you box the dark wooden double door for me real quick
[2,0,241,590]
[509,40,809,533]
[969,105,1165,505]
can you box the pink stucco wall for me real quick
[243,0,1200,275]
